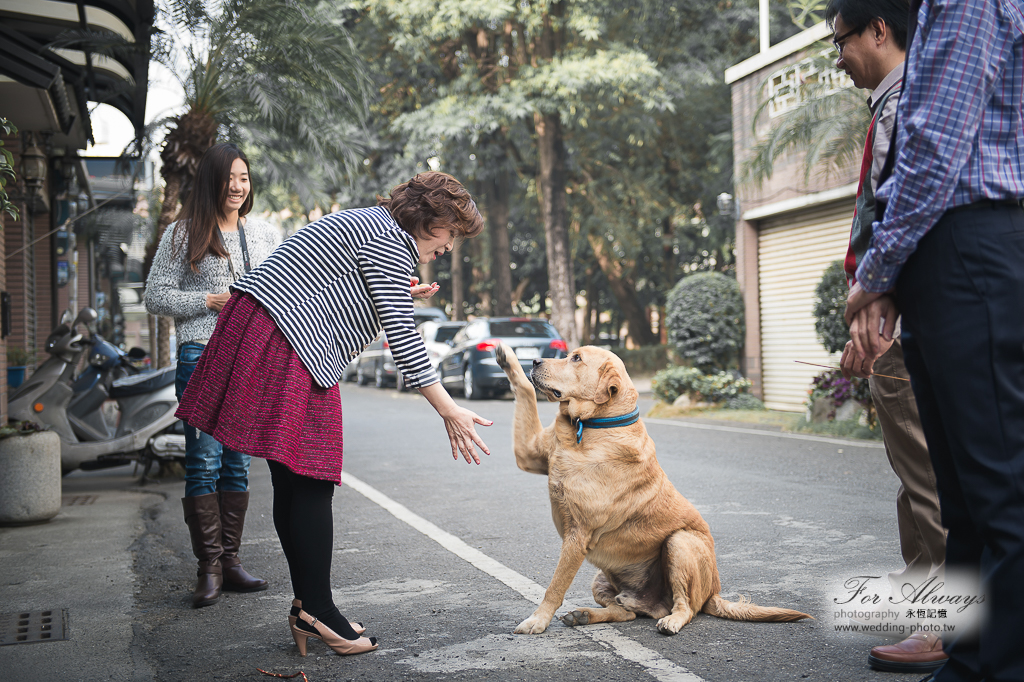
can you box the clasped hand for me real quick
[842,281,898,377]
[206,292,231,312]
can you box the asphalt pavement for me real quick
[0,381,932,682]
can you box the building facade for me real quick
[0,0,153,420]
[727,23,861,412]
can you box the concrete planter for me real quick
[807,397,865,423]
[0,430,62,525]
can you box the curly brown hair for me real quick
[378,172,484,242]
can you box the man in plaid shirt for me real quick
[845,0,1024,679]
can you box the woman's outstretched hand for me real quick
[419,382,492,464]
[440,404,492,464]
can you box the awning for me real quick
[0,0,154,146]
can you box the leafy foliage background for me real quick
[665,272,745,372]
[813,260,850,354]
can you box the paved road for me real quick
[3,383,929,681]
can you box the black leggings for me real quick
[267,460,337,616]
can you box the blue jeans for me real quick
[176,342,250,497]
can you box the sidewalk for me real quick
[0,464,168,681]
[632,376,884,444]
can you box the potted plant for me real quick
[0,421,61,525]
[7,346,32,389]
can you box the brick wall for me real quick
[731,51,859,214]
[727,38,862,401]
[3,133,36,373]
[34,210,52,350]
[2,132,57,413]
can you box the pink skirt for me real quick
[176,292,344,484]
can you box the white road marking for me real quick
[643,417,885,449]
[343,472,707,682]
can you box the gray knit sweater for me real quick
[144,217,280,348]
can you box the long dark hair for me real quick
[172,143,254,272]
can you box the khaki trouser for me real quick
[869,339,946,591]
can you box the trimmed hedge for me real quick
[665,272,745,372]
[652,365,753,404]
[813,260,851,354]
[724,393,766,410]
[607,345,671,376]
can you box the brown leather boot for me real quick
[218,490,268,593]
[182,493,223,608]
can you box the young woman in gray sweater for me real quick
[145,143,280,607]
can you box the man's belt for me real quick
[946,199,1024,214]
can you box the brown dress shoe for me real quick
[868,630,948,673]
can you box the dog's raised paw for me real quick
[494,343,515,372]
[561,610,589,627]
[513,616,549,634]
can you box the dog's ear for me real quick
[594,361,621,405]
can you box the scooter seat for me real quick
[110,366,176,398]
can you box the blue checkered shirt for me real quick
[857,0,1024,293]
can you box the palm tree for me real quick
[742,53,869,187]
[141,0,370,365]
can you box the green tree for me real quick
[362,0,673,347]
[152,0,369,226]
[568,0,761,345]
[354,0,775,346]
[743,55,867,186]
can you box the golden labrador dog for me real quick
[494,343,812,635]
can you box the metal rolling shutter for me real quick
[758,204,852,412]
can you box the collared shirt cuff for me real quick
[855,248,901,293]
[403,368,439,390]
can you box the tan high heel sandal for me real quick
[288,600,365,634]
[291,609,378,656]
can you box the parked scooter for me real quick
[9,308,186,475]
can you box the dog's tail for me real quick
[702,594,813,622]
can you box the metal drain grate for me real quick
[0,610,69,646]
[62,495,98,506]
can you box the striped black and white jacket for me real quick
[231,206,437,389]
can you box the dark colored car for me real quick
[438,317,567,400]
[367,316,460,390]
[343,307,450,387]
[340,334,392,387]
[393,321,467,392]
[365,334,398,388]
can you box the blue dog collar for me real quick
[573,407,641,443]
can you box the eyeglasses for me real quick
[832,25,865,55]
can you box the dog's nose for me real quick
[532,359,543,368]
